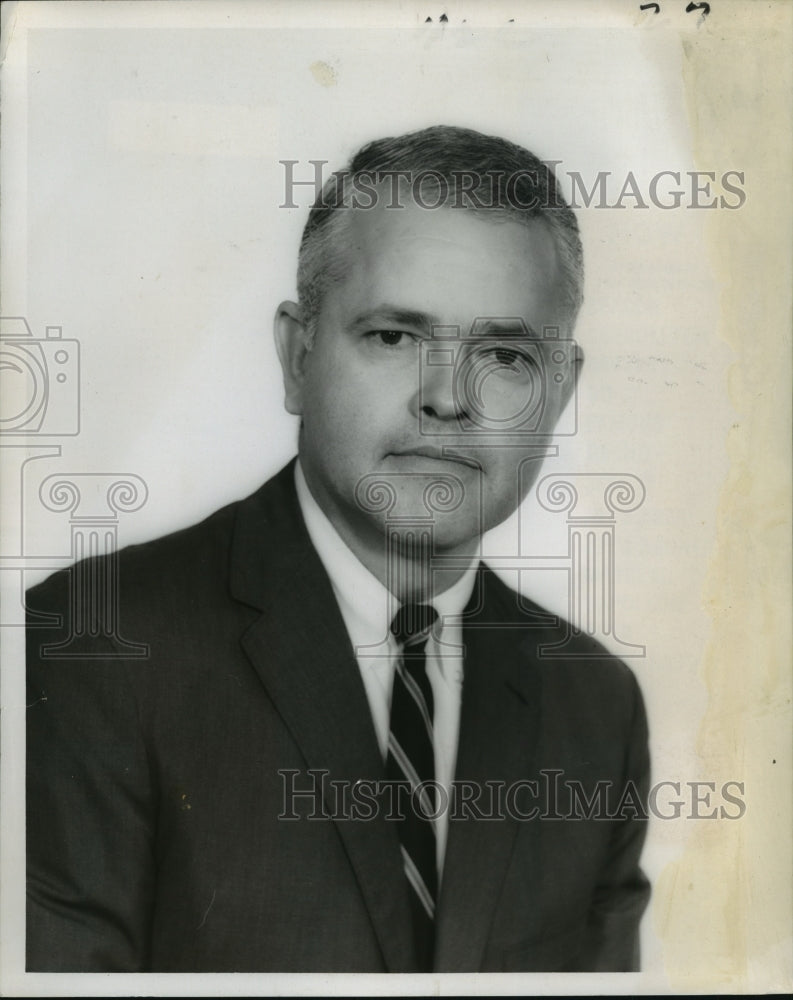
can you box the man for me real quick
[26,125,650,973]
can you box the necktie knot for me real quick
[390,603,438,649]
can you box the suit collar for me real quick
[229,459,305,613]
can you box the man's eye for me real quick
[462,343,540,386]
[493,347,522,368]
[488,346,534,373]
[369,330,409,347]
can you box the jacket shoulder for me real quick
[477,563,644,702]
[26,493,236,616]
[26,461,298,616]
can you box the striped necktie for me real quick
[386,602,439,972]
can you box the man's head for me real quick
[275,125,584,579]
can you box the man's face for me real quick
[277,200,577,560]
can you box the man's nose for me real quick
[413,346,468,424]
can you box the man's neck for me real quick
[367,533,477,605]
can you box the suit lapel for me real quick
[230,463,416,972]
[434,569,543,972]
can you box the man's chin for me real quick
[374,506,483,554]
[348,466,487,558]
[356,464,480,515]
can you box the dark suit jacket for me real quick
[26,459,650,973]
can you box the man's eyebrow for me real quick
[348,306,439,330]
[475,318,542,339]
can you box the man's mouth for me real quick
[388,447,482,471]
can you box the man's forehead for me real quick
[329,201,565,329]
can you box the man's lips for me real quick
[387,447,481,470]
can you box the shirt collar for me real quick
[294,460,478,670]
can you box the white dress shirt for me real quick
[295,461,477,876]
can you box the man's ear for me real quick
[273,300,312,416]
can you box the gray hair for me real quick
[297,125,583,338]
